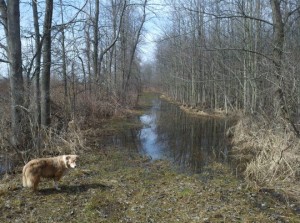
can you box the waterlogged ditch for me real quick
[103,94,232,173]
[0,92,299,222]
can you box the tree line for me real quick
[0,0,148,152]
[155,0,300,133]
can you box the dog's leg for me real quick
[53,180,61,190]
[32,176,40,192]
[22,173,27,187]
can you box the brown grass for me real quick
[232,116,300,201]
[1,148,298,222]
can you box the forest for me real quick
[0,0,300,222]
[0,0,148,150]
[156,0,300,199]
[156,0,300,207]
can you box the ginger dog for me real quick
[22,155,78,191]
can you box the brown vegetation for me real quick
[1,90,299,221]
[0,0,300,221]
[1,147,299,222]
[231,115,300,202]
[0,80,124,165]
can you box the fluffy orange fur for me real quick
[22,155,78,191]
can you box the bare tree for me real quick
[93,0,99,81]
[58,0,70,124]
[40,0,53,127]
[155,0,300,120]
[0,0,25,147]
[123,0,147,95]
[32,0,42,128]
[270,0,300,136]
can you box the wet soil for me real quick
[0,93,299,222]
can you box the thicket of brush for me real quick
[0,80,137,166]
[231,115,300,200]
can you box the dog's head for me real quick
[64,155,78,168]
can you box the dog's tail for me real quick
[22,165,28,187]
[22,164,33,188]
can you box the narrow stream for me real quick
[0,94,232,175]
[137,95,231,172]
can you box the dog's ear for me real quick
[65,155,70,160]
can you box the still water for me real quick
[0,94,231,175]
[110,94,231,173]
[139,96,230,172]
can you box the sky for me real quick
[139,0,170,64]
[0,0,170,78]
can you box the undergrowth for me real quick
[232,115,300,201]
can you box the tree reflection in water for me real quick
[138,96,231,173]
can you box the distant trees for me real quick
[156,0,300,123]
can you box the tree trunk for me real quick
[7,0,25,147]
[93,0,99,81]
[270,0,286,117]
[59,0,69,124]
[124,0,147,94]
[270,0,299,136]
[84,22,92,94]
[0,0,25,147]
[32,0,41,128]
[30,0,42,152]
[41,0,53,127]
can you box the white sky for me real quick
[140,0,170,64]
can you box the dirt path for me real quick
[0,145,299,222]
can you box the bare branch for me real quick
[182,5,273,26]
[0,58,9,63]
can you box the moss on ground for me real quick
[0,147,299,222]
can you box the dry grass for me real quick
[1,148,298,222]
[0,102,10,152]
[0,80,137,172]
[232,116,300,201]
[160,94,241,119]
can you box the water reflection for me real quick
[0,95,231,175]
[139,98,165,159]
[137,95,231,173]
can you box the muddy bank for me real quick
[160,94,240,119]
[0,147,299,222]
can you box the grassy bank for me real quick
[160,92,300,208]
[0,146,299,222]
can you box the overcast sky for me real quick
[139,0,170,64]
